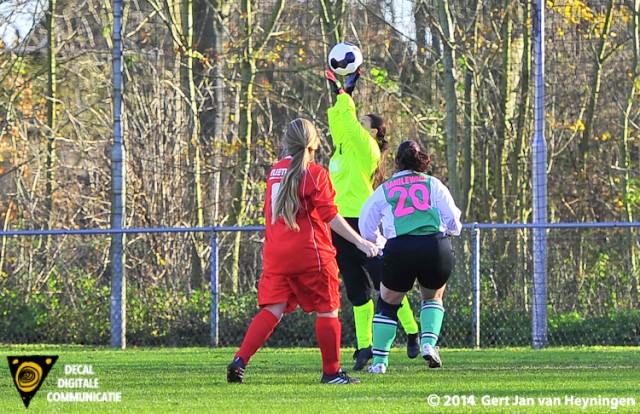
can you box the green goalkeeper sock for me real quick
[371,313,397,366]
[397,295,419,335]
[352,300,374,350]
[420,299,445,346]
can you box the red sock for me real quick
[316,316,341,375]
[235,308,280,365]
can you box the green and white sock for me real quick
[372,313,398,366]
[420,299,445,347]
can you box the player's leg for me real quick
[370,286,404,373]
[228,302,286,383]
[342,266,374,370]
[228,272,293,383]
[365,255,419,358]
[289,262,360,384]
[316,309,342,380]
[417,234,455,368]
[398,296,420,357]
[316,310,359,384]
[333,225,374,370]
[418,285,446,368]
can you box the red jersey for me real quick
[262,157,339,276]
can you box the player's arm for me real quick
[358,187,385,242]
[329,214,378,258]
[328,94,379,166]
[310,166,377,257]
[431,178,463,236]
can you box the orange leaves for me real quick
[545,115,589,135]
[569,119,586,132]
[3,74,41,122]
[0,201,17,224]
[548,0,609,39]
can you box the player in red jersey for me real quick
[227,118,378,384]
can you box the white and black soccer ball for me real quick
[328,42,363,76]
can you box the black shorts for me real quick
[381,234,454,293]
[331,217,382,306]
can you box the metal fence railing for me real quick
[1,223,638,349]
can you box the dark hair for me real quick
[395,140,431,173]
[367,114,391,187]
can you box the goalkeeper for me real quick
[325,69,421,371]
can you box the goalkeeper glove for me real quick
[344,68,361,95]
[326,69,345,95]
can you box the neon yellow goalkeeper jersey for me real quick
[327,93,381,218]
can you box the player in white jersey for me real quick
[358,140,462,373]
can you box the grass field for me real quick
[0,346,638,413]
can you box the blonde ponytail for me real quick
[272,118,319,231]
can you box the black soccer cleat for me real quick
[227,357,246,383]
[352,346,373,371]
[407,333,420,359]
[320,369,361,384]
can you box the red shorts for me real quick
[258,260,341,313]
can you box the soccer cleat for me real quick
[227,357,246,383]
[422,343,442,368]
[407,333,420,359]
[320,369,361,384]
[367,363,387,374]
[352,346,373,371]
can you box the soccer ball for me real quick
[328,42,363,76]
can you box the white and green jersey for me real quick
[358,170,462,242]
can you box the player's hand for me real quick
[326,68,345,95]
[344,68,361,95]
[355,238,379,258]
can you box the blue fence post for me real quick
[110,0,126,350]
[210,230,219,347]
[532,0,548,350]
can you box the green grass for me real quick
[0,346,638,413]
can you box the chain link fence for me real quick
[1,223,638,348]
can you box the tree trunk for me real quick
[512,1,532,309]
[229,59,256,292]
[579,0,614,175]
[228,0,285,292]
[511,1,531,224]
[436,0,459,201]
[39,0,58,290]
[210,0,230,227]
[493,2,513,223]
[621,0,639,304]
[461,0,482,219]
[180,0,206,290]
[45,0,57,230]
[319,0,345,46]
